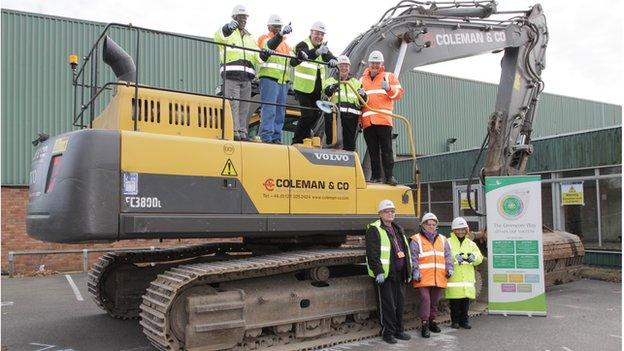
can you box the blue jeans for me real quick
[259,78,288,142]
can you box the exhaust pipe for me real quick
[102,36,136,82]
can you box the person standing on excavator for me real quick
[409,212,453,338]
[359,50,403,186]
[290,21,338,145]
[321,55,366,151]
[257,15,293,144]
[446,217,483,330]
[365,200,413,344]
[215,4,261,142]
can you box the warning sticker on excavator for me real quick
[221,159,238,176]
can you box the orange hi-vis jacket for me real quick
[257,32,292,56]
[410,233,448,288]
[359,66,404,129]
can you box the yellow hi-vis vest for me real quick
[257,33,291,84]
[445,232,483,299]
[214,27,260,79]
[293,38,325,94]
[321,76,363,115]
[366,220,412,279]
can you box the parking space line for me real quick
[1,301,14,307]
[65,274,84,301]
[609,335,622,339]
[562,347,574,351]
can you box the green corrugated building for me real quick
[1,9,621,249]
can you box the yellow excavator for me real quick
[26,1,583,350]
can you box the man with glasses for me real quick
[365,200,412,344]
[409,212,454,338]
[290,21,338,144]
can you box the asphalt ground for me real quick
[1,275,621,351]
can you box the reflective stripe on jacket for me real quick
[322,76,363,115]
[359,66,403,128]
[366,220,412,279]
[214,27,260,80]
[293,38,325,93]
[411,233,448,288]
[445,232,483,299]
[257,32,292,84]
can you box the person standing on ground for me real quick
[321,55,366,151]
[359,50,403,186]
[410,212,453,338]
[365,200,412,344]
[446,217,483,329]
[215,4,261,141]
[257,15,293,144]
[290,21,337,144]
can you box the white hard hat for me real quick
[368,50,384,62]
[451,217,469,230]
[337,55,350,65]
[267,14,283,26]
[421,212,438,224]
[231,4,249,17]
[310,21,326,33]
[378,199,395,213]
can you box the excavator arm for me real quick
[342,0,548,177]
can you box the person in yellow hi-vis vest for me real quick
[446,217,483,329]
[409,212,453,338]
[365,200,412,344]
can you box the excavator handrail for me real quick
[339,80,421,218]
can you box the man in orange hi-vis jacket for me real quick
[359,50,404,186]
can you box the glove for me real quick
[316,45,329,56]
[467,253,476,263]
[328,58,338,68]
[259,49,275,61]
[412,271,421,282]
[382,79,390,91]
[357,88,366,96]
[227,20,239,31]
[446,270,453,278]
[455,253,464,264]
[375,273,385,285]
[297,50,309,60]
[326,83,338,96]
[281,23,292,35]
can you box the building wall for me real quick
[2,9,622,185]
[0,187,219,275]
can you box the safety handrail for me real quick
[340,80,421,217]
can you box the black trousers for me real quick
[292,91,321,144]
[373,275,405,337]
[363,125,394,179]
[341,113,359,151]
[449,298,470,324]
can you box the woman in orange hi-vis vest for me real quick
[359,50,404,186]
[409,212,454,338]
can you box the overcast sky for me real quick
[2,0,622,105]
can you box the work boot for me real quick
[428,320,441,333]
[421,321,430,338]
[451,322,460,329]
[459,322,472,329]
[385,176,398,186]
[382,335,398,344]
[369,178,382,183]
[394,332,411,340]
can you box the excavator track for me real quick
[140,248,374,350]
[87,242,247,319]
[139,246,488,351]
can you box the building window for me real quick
[563,180,599,246]
[599,177,622,245]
